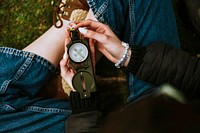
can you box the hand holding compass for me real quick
[65,27,97,99]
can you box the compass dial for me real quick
[68,42,89,63]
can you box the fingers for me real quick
[60,52,70,74]
[79,27,109,44]
[70,19,111,35]
[68,20,111,46]
[72,19,103,30]
[60,52,76,92]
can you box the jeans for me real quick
[0,47,71,133]
[87,0,180,102]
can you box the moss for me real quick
[0,0,52,49]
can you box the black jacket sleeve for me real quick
[127,42,200,100]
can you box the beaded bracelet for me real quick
[115,42,130,68]
[121,48,131,67]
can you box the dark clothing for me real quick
[127,43,200,100]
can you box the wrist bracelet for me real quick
[121,48,131,67]
[115,42,130,68]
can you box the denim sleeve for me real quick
[0,47,57,110]
[0,47,71,111]
[87,0,180,48]
[0,47,72,132]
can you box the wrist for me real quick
[124,48,132,67]
[115,42,130,68]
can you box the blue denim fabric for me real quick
[0,47,71,132]
[87,0,180,102]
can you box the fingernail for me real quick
[63,52,67,59]
[71,23,76,28]
[68,23,76,29]
[78,27,87,35]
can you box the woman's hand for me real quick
[60,20,127,91]
[60,51,76,92]
[72,20,126,64]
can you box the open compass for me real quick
[67,29,97,98]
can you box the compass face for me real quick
[68,42,89,63]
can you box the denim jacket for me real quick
[87,0,180,101]
[87,0,180,47]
